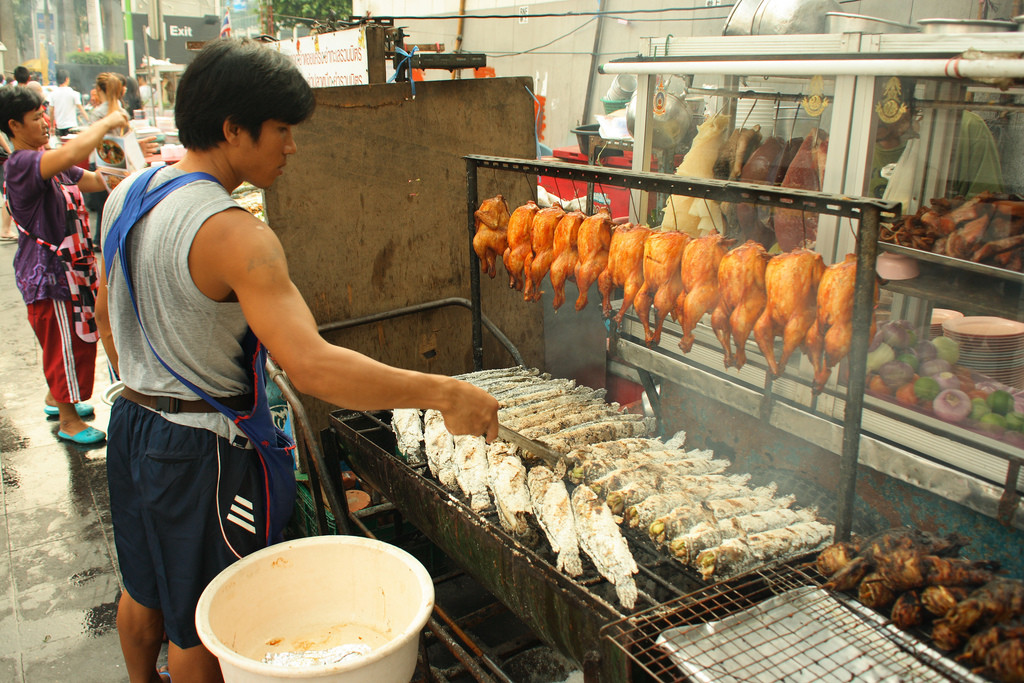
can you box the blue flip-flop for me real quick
[57,427,106,445]
[44,403,95,417]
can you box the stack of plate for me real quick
[942,316,1024,388]
[930,309,963,339]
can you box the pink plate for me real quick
[942,316,1024,338]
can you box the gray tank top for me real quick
[103,165,253,438]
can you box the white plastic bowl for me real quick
[196,536,433,682]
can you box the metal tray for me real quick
[879,241,1024,286]
[655,585,986,682]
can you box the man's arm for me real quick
[189,208,499,440]
[94,267,119,377]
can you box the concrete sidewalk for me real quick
[0,238,146,681]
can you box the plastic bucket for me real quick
[601,97,630,115]
[196,536,434,682]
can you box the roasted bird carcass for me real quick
[599,223,653,324]
[805,254,877,393]
[502,201,539,290]
[752,248,825,377]
[473,195,511,278]
[730,137,803,247]
[774,129,829,252]
[574,208,614,311]
[714,125,763,181]
[675,232,733,353]
[661,114,731,237]
[549,210,586,310]
[633,231,690,346]
[710,240,770,369]
[523,205,565,302]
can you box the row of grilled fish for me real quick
[394,366,832,607]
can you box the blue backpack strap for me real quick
[103,168,220,278]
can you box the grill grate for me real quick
[602,561,988,683]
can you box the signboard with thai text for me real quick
[275,28,367,88]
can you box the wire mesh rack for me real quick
[601,560,988,682]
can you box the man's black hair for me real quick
[57,68,69,84]
[175,38,315,151]
[0,84,46,138]
[13,66,29,85]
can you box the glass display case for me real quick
[600,31,1024,533]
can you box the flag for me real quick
[220,10,232,38]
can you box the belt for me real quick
[119,386,254,414]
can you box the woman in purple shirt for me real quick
[1,84,128,443]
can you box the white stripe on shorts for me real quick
[52,300,81,402]
[226,513,257,535]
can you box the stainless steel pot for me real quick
[918,18,1016,33]
[723,0,762,35]
[626,90,694,151]
[751,0,841,35]
[825,12,917,34]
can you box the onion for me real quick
[875,321,910,350]
[920,358,953,377]
[932,389,972,424]
[932,372,961,391]
[878,360,915,390]
[914,340,938,363]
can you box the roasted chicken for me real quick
[574,208,614,311]
[752,248,825,377]
[502,201,539,290]
[473,195,511,279]
[710,240,771,370]
[774,129,829,252]
[523,205,565,302]
[805,254,877,394]
[675,232,733,353]
[549,211,586,310]
[633,230,689,346]
[599,223,653,324]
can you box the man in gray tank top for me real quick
[96,39,499,683]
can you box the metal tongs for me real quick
[497,424,563,470]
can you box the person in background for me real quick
[0,83,130,442]
[48,69,88,137]
[83,72,127,241]
[13,66,29,85]
[123,75,143,120]
[0,128,13,240]
[95,38,498,682]
[138,74,152,112]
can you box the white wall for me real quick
[354,0,1020,150]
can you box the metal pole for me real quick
[467,158,484,371]
[580,0,606,128]
[836,205,882,541]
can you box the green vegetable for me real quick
[979,412,1007,434]
[969,398,991,421]
[866,343,895,374]
[897,353,920,372]
[986,390,1014,416]
[913,376,941,403]
[1005,411,1024,432]
[932,336,960,365]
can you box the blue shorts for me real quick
[107,398,268,648]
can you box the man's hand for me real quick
[439,379,499,443]
[137,135,160,157]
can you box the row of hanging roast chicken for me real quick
[473,191,873,394]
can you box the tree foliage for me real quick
[270,0,352,30]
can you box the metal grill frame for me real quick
[600,560,987,683]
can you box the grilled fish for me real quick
[650,490,786,544]
[391,409,424,464]
[695,520,835,582]
[569,448,714,485]
[519,404,629,439]
[485,443,533,537]
[589,459,731,497]
[668,507,819,566]
[563,437,673,467]
[607,474,751,517]
[527,466,583,577]
[423,409,457,490]
[453,435,491,512]
[572,485,639,609]
[623,477,754,529]
[539,418,656,454]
